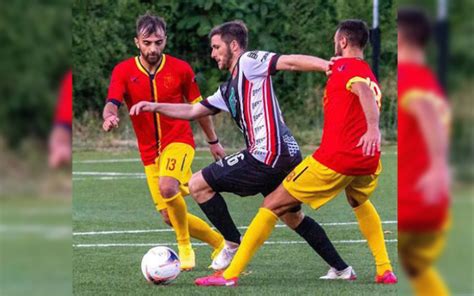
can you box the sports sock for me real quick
[412,266,449,296]
[164,192,190,246]
[294,216,349,271]
[223,207,278,279]
[198,193,241,244]
[187,213,224,249]
[353,200,392,275]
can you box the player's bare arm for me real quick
[129,101,213,120]
[409,97,450,204]
[102,102,120,132]
[196,116,226,160]
[276,54,329,72]
[351,82,381,157]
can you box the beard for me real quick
[142,50,161,65]
[219,46,234,70]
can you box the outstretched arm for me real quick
[276,55,329,72]
[129,101,213,120]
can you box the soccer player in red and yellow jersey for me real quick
[102,13,226,270]
[398,8,451,296]
[49,70,72,168]
[194,19,396,286]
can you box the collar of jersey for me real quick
[135,54,166,77]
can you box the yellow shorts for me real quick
[144,142,195,211]
[282,156,382,210]
[398,228,447,276]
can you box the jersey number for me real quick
[225,153,244,166]
[166,158,176,171]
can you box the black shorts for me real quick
[202,150,302,197]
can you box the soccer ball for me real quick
[141,246,180,285]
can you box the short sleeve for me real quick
[200,86,228,114]
[182,63,203,104]
[240,51,280,80]
[107,64,127,106]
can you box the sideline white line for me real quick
[73,221,397,236]
[74,239,398,248]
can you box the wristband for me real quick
[208,139,219,145]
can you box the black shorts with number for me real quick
[202,150,302,197]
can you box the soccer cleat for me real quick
[209,241,239,270]
[319,266,357,280]
[211,240,225,260]
[195,271,238,287]
[375,270,398,284]
[178,245,195,271]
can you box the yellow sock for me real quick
[164,192,190,246]
[412,266,450,296]
[223,208,278,279]
[187,213,223,249]
[353,200,392,275]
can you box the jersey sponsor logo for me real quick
[255,137,265,145]
[254,125,265,133]
[228,87,237,117]
[247,51,258,60]
[261,52,270,62]
[337,64,346,72]
[253,112,263,121]
[252,86,262,96]
[252,100,262,108]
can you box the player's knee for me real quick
[346,194,360,208]
[280,210,305,230]
[160,210,172,226]
[189,173,212,203]
[159,183,179,199]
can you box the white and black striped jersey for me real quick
[201,50,300,168]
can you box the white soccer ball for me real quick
[141,246,180,285]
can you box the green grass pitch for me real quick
[72,147,399,295]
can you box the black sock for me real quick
[198,193,241,244]
[294,216,348,271]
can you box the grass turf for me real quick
[72,147,400,295]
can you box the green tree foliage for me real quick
[0,0,71,147]
[73,0,397,144]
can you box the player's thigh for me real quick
[144,163,166,211]
[283,156,352,210]
[398,230,447,277]
[345,161,382,206]
[201,150,271,197]
[158,142,195,196]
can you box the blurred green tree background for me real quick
[0,0,71,148]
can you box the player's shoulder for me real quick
[165,54,193,71]
[113,57,136,73]
[240,50,272,64]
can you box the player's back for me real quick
[398,62,450,231]
[313,57,380,176]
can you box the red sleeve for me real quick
[54,70,72,127]
[107,63,127,106]
[182,63,202,104]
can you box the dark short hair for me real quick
[337,19,369,49]
[136,12,166,37]
[398,7,432,47]
[209,20,248,50]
